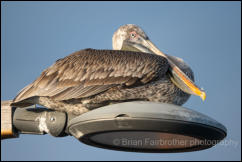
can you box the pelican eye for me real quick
[130,33,136,38]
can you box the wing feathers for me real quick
[13,49,168,103]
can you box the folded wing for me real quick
[13,48,168,105]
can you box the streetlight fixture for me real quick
[67,102,227,153]
[2,101,227,153]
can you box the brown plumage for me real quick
[12,48,186,115]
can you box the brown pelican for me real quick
[11,24,206,115]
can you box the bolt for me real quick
[50,116,55,122]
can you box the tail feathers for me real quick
[11,96,37,108]
[13,83,35,103]
[12,83,37,108]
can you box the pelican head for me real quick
[112,24,206,101]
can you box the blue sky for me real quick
[1,1,241,161]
